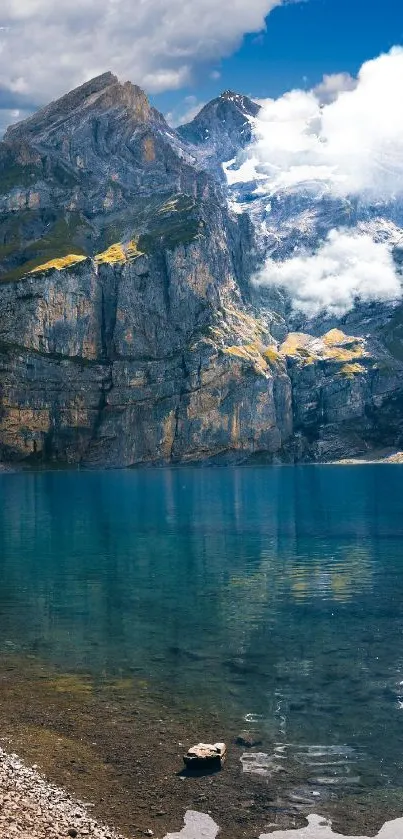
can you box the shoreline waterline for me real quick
[2,653,403,839]
[1,449,403,474]
[2,744,403,839]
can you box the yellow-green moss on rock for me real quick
[29,254,87,274]
[95,239,144,265]
[340,362,365,378]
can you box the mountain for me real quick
[0,75,402,467]
[0,72,216,282]
[177,90,260,168]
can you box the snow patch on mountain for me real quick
[223,47,403,317]
[227,47,403,202]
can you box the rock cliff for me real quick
[0,75,402,466]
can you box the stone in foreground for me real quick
[183,743,226,769]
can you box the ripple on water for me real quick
[241,742,364,806]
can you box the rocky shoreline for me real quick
[2,451,403,473]
[332,449,403,465]
[0,747,127,839]
[2,745,403,839]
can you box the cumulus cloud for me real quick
[225,48,403,317]
[313,72,357,104]
[230,47,403,201]
[0,108,31,135]
[0,0,287,132]
[253,229,402,317]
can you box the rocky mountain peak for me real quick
[220,89,260,115]
[177,89,260,163]
[4,73,116,141]
[4,73,156,145]
[0,68,220,286]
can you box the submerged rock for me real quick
[240,751,284,777]
[235,732,263,748]
[163,810,220,839]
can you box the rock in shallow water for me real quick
[235,732,263,748]
[240,751,279,777]
[183,743,226,769]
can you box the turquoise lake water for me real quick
[1,465,403,801]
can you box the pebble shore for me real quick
[2,745,403,839]
[0,747,127,839]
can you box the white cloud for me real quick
[313,72,357,104]
[229,47,403,201]
[0,0,287,113]
[0,108,30,135]
[224,156,265,185]
[253,229,402,317]
[228,48,403,317]
[232,47,403,317]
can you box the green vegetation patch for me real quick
[0,192,202,283]
[138,194,202,253]
[0,162,43,195]
[29,254,87,274]
[0,212,91,283]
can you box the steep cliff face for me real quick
[0,79,290,467]
[0,229,293,465]
[279,329,403,460]
[1,75,403,467]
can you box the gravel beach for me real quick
[0,747,127,839]
[2,745,403,839]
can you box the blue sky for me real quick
[153,0,403,120]
[0,0,402,134]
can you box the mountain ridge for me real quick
[0,74,402,466]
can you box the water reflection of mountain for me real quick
[0,467,400,665]
[0,466,403,780]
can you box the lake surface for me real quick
[1,465,403,823]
